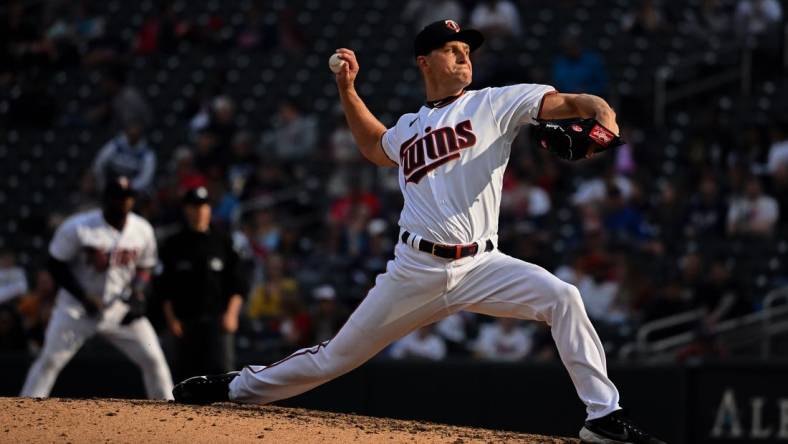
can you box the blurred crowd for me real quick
[1,0,787,367]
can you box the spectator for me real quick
[390,325,447,361]
[576,258,627,325]
[329,184,382,224]
[434,312,473,356]
[642,279,694,337]
[2,0,55,77]
[684,173,727,241]
[241,163,290,201]
[726,176,779,237]
[169,146,207,195]
[361,219,393,276]
[86,66,151,129]
[310,285,349,343]
[694,259,749,328]
[329,117,362,165]
[678,252,705,295]
[66,169,100,213]
[501,173,551,221]
[649,181,686,248]
[771,168,788,234]
[572,167,633,207]
[159,187,247,379]
[135,1,190,55]
[734,0,782,42]
[621,0,668,35]
[472,318,532,361]
[277,6,309,55]
[207,179,239,229]
[767,126,788,176]
[236,0,278,51]
[469,0,522,39]
[227,131,259,197]
[260,100,319,162]
[325,117,365,198]
[557,247,631,327]
[279,291,313,349]
[16,269,56,352]
[93,120,157,193]
[402,0,465,32]
[681,0,729,38]
[552,35,609,97]
[199,96,237,152]
[602,186,651,246]
[0,249,28,305]
[193,128,223,177]
[246,254,297,320]
[250,209,282,256]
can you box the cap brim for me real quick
[183,199,210,205]
[453,29,484,52]
[106,189,137,199]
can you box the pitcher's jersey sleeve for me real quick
[381,113,418,166]
[49,216,81,262]
[487,84,556,137]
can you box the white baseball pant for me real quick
[20,300,174,400]
[230,241,621,420]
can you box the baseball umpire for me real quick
[158,186,247,380]
[21,176,173,399]
[173,20,663,444]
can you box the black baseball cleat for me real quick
[172,371,240,405]
[579,409,665,444]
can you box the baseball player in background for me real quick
[21,176,173,400]
[174,20,664,443]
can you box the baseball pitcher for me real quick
[174,20,663,444]
[21,176,173,400]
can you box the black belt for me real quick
[401,231,494,260]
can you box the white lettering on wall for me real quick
[779,399,788,439]
[711,389,743,438]
[750,398,773,439]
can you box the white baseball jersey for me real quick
[381,84,555,245]
[228,82,623,422]
[22,208,172,400]
[49,209,157,312]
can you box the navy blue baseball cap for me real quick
[182,186,210,205]
[104,176,137,199]
[414,19,484,58]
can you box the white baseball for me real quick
[329,53,346,74]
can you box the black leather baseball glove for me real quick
[531,118,623,161]
[121,291,147,325]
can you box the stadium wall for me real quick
[2,353,787,444]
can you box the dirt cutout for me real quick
[0,397,579,443]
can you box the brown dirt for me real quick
[0,397,579,443]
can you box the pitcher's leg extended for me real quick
[20,308,92,397]
[460,252,620,420]
[230,258,451,404]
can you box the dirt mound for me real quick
[0,397,579,443]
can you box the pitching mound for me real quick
[0,397,579,443]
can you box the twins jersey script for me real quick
[21,209,173,400]
[49,209,157,312]
[229,84,621,422]
[381,84,554,245]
